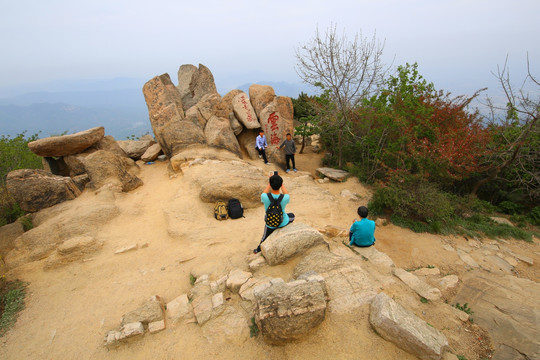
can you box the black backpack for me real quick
[228,198,244,219]
[265,193,284,227]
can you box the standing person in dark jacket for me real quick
[279,133,297,173]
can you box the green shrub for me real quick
[497,201,522,215]
[0,281,28,337]
[369,175,454,224]
[0,132,42,185]
[0,187,25,227]
[528,206,540,226]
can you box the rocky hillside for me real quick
[0,64,538,360]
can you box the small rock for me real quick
[114,244,138,254]
[226,269,252,293]
[248,256,266,272]
[148,320,166,334]
[319,225,347,238]
[316,167,350,182]
[393,268,442,301]
[340,189,358,200]
[456,249,479,268]
[438,275,459,291]
[450,305,470,322]
[121,297,164,326]
[166,294,193,322]
[510,252,534,265]
[211,292,224,308]
[120,322,144,339]
[442,244,455,252]
[490,216,514,226]
[157,155,168,161]
[503,256,518,267]
[192,296,213,325]
[375,218,387,227]
[104,330,122,347]
[195,274,209,285]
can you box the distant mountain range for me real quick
[0,79,315,139]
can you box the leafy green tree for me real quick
[292,92,320,153]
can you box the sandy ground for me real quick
[1,149,538,359]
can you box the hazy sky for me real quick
[1,0,539,98]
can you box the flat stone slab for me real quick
[28,126,104,157]
[455,273,540,360]
[393,268,442,301]
[316,167,351,182]
[369,292,449,360]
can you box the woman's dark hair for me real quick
[357,206,369,218]
[269,175,283,190]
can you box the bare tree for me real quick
[472,55,540,201]
[295,24,387,168]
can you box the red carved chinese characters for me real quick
[240,95,254,123]
[267,112,280,145]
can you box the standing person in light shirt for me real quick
[255,130,270,165]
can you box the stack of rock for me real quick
[142,64,294,171]
[6,127,151,213]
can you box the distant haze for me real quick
[1,0,538,137]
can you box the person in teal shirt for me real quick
[253,173,295,253]
[349,206,376,247]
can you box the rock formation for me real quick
[6,169,81,212]
[27,126,105,157]
[142,64,294,169]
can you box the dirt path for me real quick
[1,150,538,359]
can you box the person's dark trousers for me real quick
[258,148,268,163]
[286,154,296,169]
[255,213,295,252]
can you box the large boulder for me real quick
[81,150,143,192]
[260,223,328,265]
[143,73,206,157]
[253,277,327,345]
[249,84,275,118]
[141,143,162,162]
[221,89,244,113]
[44,235,104,270]
[369,292,449,360]
[177,64,219,111]
[455,273,540,360]
[89,135,127,157]
[260,98,294,147]
[196,93,229,121]
[4,202,119,269]
[27,127,105,157]
[6,169,81,213]
[294,251,380,313]
[232,92,261,129]
[204,116,242,157]
[228,113,244,136]
[189,160,267,208]
[237,129,260,160]
[117,138,155,160]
